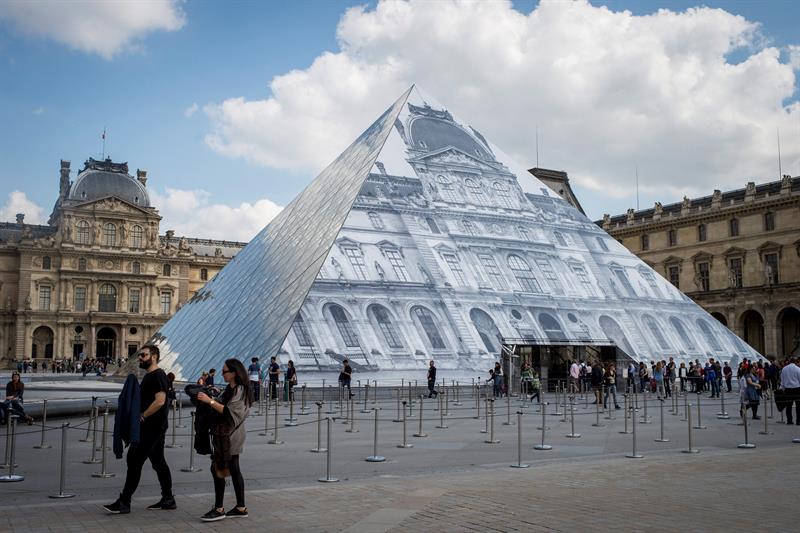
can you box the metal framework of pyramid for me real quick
[151,86,760,382]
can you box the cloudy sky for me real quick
[1,0,798,240]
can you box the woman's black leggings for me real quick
[214,455,245,509]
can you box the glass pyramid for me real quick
[151,86,760,382]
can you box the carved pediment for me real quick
[414,148,496,171]
[662,255,684,265]
[723,246,747,257]
[691,251,713,266]
[71,196,152,216]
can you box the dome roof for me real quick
[409,116,492,161]
[68,159,150,207]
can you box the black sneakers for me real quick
[226,507,248,518]
[201,508,226,522]
[103,497,131,514]
[147,497,177,510]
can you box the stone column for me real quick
[89,323,96,359]
[120,325,126,360]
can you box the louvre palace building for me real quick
[599,175,800,360]
[0,158,245,365]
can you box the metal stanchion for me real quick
[322,379,326,404]
[372,380,378,405]
[0,417,23,482]
[504,393,513,426]
[361,384,371,413]
[759,403,771,435]
[83,406,101,464]
[473,385,480,419]
[300,384,309,415]
[1,414,19,469]
[510,411,529,468]
[767,390,774,419]
[534,403,552,450]
[181,412,202,472]
[325,386,335,414]
[655,398,669,442]
[413,396,427,438]
[269,400,283,445]
[693,398,707,430]
[310,402,326,453]
[592,398,604,427]
[444,386,450,416]
[626,403,643,459]
[566,396,581,438]
[398,400,413,448]
[366,409,385,462]
[33,398,52,449]
[717,389,730,419]
[318,418,338,483]
[81,397,97,442]
[485,399,500,444]
[481,397,489,434]
[640,394,651,424]
[285,393,298,426]
[553,385,563,416]
[176,391,186,428]
[620,393,631,434]
[738,409,756,449]
[454,381,462,406]
[681,393,689,422]
[436,394,448,429]
[682,404,699,453]
[92,406,115,478]
[49,423,75,497]
[393,388,402,423]
[671,391,679,416]
[166,400,182,448]
[346,397,358,433]
[338,385,344,419]
[259,394,271,436]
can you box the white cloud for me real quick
[0,191,45,225]
[203,0,800,217]
[149,187,283,241]
[184,102,199,118]
[789,45,800,70]
[32,106,45,115]
[0,0,185,59]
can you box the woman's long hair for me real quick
[9,372,23,393]
[225,358,254,407]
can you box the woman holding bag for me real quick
[196,359,253,522]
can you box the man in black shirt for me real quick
[427,360,438,398]
[268,356,280,400]
[104,345,175,514]
[339,359,353,398]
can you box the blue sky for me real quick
[1,0,798,239]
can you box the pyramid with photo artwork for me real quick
[144,86,760,382]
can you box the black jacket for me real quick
[113,374,141,459]
[185,384,219,455]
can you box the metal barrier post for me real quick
[92,405,115,478]
[641,394,651,424]
[0,417,23,482]
[166,400,181,448]
[365,409,385,462]
[346,397,358,433]
[592,398,604,427]
[181,412,202,472]
[398,401,413,448]
[81,397,97,442]
[176,391,186,428]
[553,385,563,416]
[510,411,529,468]
[759,403,771,435]
[393,388,402,423]
[481,398,489,434]
[474,385,480,419]
[693,398,707,430]
[566,396,581,438]
[286,393,298,426]
[534,403,551,450]
[33,398,52,449]
[325,386,336,414]
[655,398,669,442]
[485,399,500,444]
[300,384,309,415]
[49,423,75,497]
[83,407,101,464]
[454,381,462,406]
[321,379,326,404]
[436,393,448,429]
[269,400,283,445]
[444,386,450,416]
[626,404,643,458]
[717,389,729,419]
[259,394,271,436]
[413,396,427,438]
[361,384,371,413]
[682,404,699,453]
[672,391,679,416]
[738,409,756,449]
[620,393,631,434]
[310,402,326,452]
[338,384,344,419]
[318,418,338,483]
[681,393,689,422]
[504,393,513,426]
[372,380,378,405]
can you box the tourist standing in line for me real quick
[591,362,604,405]
[707,362,719,398]
[626,361,636,393]
[723,362,733,392]
[603,362,621,410]
[779,357,800,425]
[521,363,533,397]
[569,360,580,394]
[653,362,665,398]
[248,357,261,403]
[427,360,439,399]
[285,360,297,401]
[205,368,217,387]
[744,365,762,420]
[268,356,280,400]
[196,359,252,522]
[104,345,175,514]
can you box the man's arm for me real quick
[141,391,166,421]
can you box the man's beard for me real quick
[139,360,151,369]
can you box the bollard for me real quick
[510,411,529,468]
[534,403,552,450]
[626,404,643,458]
[655,398,669,442]
[33,398,52,449]
[318,418,339,483]
[693,398,707,430]
[393,388,403,423]
[436,394,448,429]
[269,400,283,445]
[565,396,581,438]
[49,423,75,497]
[504,393,514,426]
[682,404,699,453]
[176,391,186,428]
[485,399,500,444]
[83,407,101,464]
[310,402,326,453]
[361,384,371,413]
[259,394,271,436]
[346,397,358,433]
[620,394,631,434]
[413,396,427,438]
[357,380,362,402]
[767,390,774,419]
[81,397,98,442]
[398,400,413,448]
[0,417,24,482]
[285,394,298,426]
[481,398,489,434]
[300,384,309,415]
[738,409,756,449]
[166,401,182,448]
[181,412,202,472]
[717,389,730,419]
[759,404,771,435]
[92,406,115,478]
[365,409,385,462]
[592,398,604,427]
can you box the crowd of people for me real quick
[14,357,111,376]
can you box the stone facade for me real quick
[0,158,244,366]
[598,176,800,359]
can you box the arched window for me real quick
[200,268,208,281]
[696,318,722,352]
[462,219,478,236]
[131,225,144,248]
[697,224,707,242]
[492,182,514,209]
[643,315,670,350]
[464,179,485,206]
[42,256,51,270]
[367,212,384,230]
[291,314,315,347]
[132,261,141,275]
[470,308,502,353]
[538,313,566,341]
[554,231,567,247]
[729,218,739,237]
[436,175,457,203]
[329,304,360,348]
[370,305,404,349]
[669,316,696,351]
[508,254,541,293]
[103,223,116,246]
[98,283,117,312]
[412,306,446,350]
[163,264,171,277]
[76,220,90,244]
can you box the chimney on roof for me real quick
[59,160,71,198]
[137,169,148,187]
[16,213,24,224]
[166,230,175,240]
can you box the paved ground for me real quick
[1,390,798,532]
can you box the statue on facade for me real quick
[331,258,344,280]
[418,263,434,285]
[682,196,691,210]
[214,247,223,258]
[21,226,32,240]
[93,222,101,243]
[765,263,776,286]
[63,216,72,242]
[654,202,663,216]
[728,267,737,289]
[119,221,128,245]
[374,261,385,281]
[23,294,31,310]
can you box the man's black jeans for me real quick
[121,429,173,503]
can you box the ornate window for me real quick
[160,291,172,315]
[163,264,171,277]
[697,224,707,242]
[129,288,141,313]
[370,305,404,349]
[384,249,409,282]
[103,223,116,247]
[596,236,609,252]
[462,219,478,236]
[492,182,514,209]
[442,252,466,286]
[132,261,141,275]
[639,269,664,298]
[667,228,677,247]
[464,178,486,206]
[74,286,86,312]
[641,234,649,251]
[669,316,696,351]
[42,256,51,270]
[536,257,563,294]
[292,314,315,347]
[412,307,446,350]
[78,257,87,272]
[764,211,775,231]
[131,225,144,248]
[200,268,208,281]
[610,265,635,296]
[667,265,680,288]
[570,263,595,296]
[764,253,779,284]
[38,285,51,310]
[329,305,360,347]
[697,261,710,291]
[729,257,743,288]
[696,318,722,351]
[729,218,739,237]
[508,254,541,293]
[554,231,567,247]
[436,175,458,203]
[643,315,670,350]
[76,220,90,244]
[367,212,384,230]
[343,247,368,280]
[478,253,506,290]
[98,283,117,312]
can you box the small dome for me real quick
[69,168,150,207]
[409,116,492,160]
